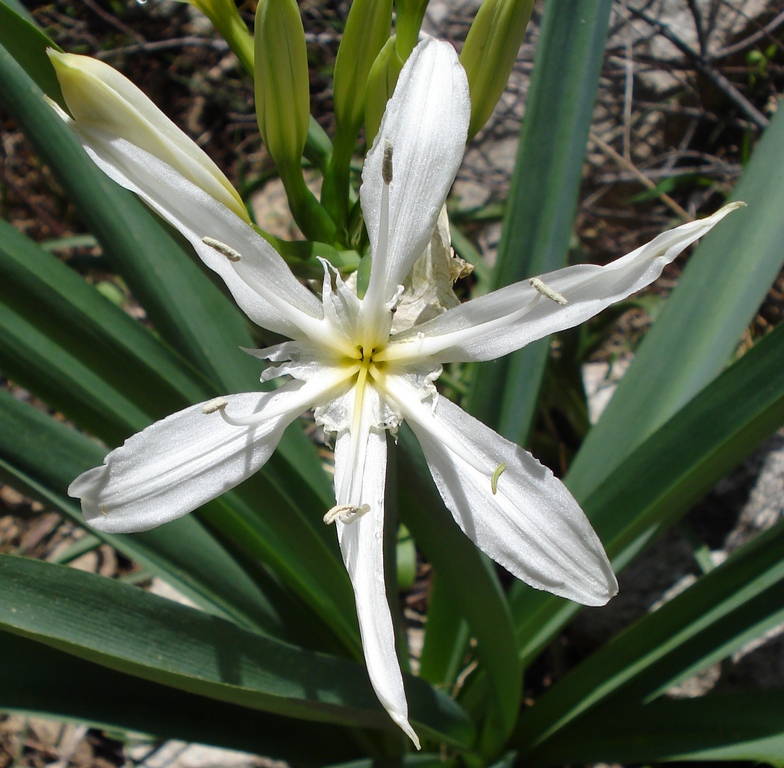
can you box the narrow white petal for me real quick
[406,396,617,605]
[68,386,309,533]
[75,127,323,338]
[361,38,470,307]
[333,430,420,748]
[385,203,743,363]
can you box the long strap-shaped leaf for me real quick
[512,517,784,755]
[567,101,784,501]
[465,0,612,444]
[0,554,475,749]
[325,757,458,768]
[0,219,208,440]
[0,387,294,637]
[0,630,360,766]
[510,312,784,666]
[521,692,784,767]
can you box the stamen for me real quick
[202,236,242,262]
[202,397,229,415]
[323,504,370,525]
[491,463,507,495]
[382,141,393,185]
[530,277,567,305]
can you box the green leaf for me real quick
[0,630,360,765]
[510,318,784,666]
[0,1,65,107]
[523,692,784,767]
[419,572,471,690]
[567,102,784,502]
[465,0,613,445]
[325,756,458,768]
[0,555,474,748]
[0,219,208,443]
[512,518,784,755]
[398,427,519,758]
[0,388,292,637]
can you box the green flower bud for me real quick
[460,0,535,139]
[334,0,393,137]
[364,36,404,147]
[394,0,429,59]
[48,49,249,222]
[254,0,310,172]
[323,0,392,230]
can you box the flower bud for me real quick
[254,0,310,172]
[47,49,249,222]
[364,36,404,147]
[394,0,429,59]
[460,0,535,139]
[333,0,393,137]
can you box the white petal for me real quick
[333,429,420,748]
[405,395,617,605]
[68,387,308,533]
[75,127,323,339]
[386,203,743,363]
[360,38,470,306]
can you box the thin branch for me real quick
[95,37,230,59]
[589,132,692,221]
[686,0,708,56]
[81,0,146,45]
[711,9,784,60]
[631,7,770,129]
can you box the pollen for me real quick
[202,397,229,414]
[530,277,567,305]
[491,463,507,495]
[382,141,394,185]
[202,237,242,262]
[323,504,370,525]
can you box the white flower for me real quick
[62,38,740,746]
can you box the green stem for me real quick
[322,124,359,236]
[280,166,337,244]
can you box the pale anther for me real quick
[202,236,242,262]
[382,141,394,185]
[530,277,567,305]
[323,504,371,525]
[491,463,507,495]
[202,396,228,415]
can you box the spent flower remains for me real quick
[53,39,739,745]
